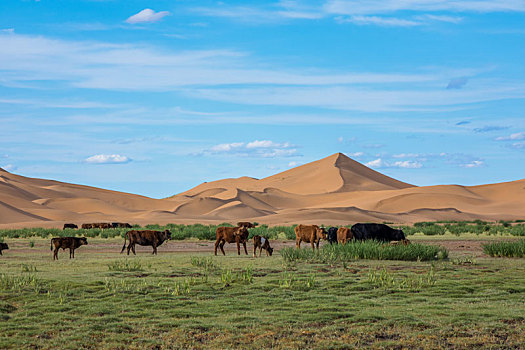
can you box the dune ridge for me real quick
[1,153,524,228]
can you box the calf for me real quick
[253,235,273,257]
[0,242,8,255]
[326,227,338,244]
[121,230,171,255]
[351,223,406,242]
[215,226,249,256]
[63,223,78,230]
[294,224,327,251]
[50,237,88,260]
[337,227,353,245]
[112,222,132,228]
[237,222,257,228]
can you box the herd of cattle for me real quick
[0,222,408,260]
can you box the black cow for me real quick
[351,223,406,242]
[51,237,88,260]
[121,230,171,255]
[326,227,338,244]
[0,242,8,255]
[63,223,78,230]
[112,222,132,228]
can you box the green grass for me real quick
[281,241,448,263]
[483,240,525,257]
[2,220,525,241]
[0,238,524,349]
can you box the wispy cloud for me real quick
[455,120,471,126]
[495,132,525,140]
[365,158,422,168]
[473,125,508,133]
[85,154,131,164]
[126,9,171,24]
[201,140,298,158]
[460,160,484,168]
[447,77,468,89]
[1,164,17,172]
[335,15,422,27]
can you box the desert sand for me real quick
[1,153,524,228]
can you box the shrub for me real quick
[483,240,525,258]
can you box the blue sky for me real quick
[1,0,524,198]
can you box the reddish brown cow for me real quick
[214,226,249,256]
[81,223,93,229]
[112,222,132,228]
[337,227,353,245]
[253,235,273,257]
[294,224,327,251]
[237,222,257,228]
[50,237,88,260]
[121,230,171,255]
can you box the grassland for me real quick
[1,237,524,349]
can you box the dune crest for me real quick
[0,154,524,228]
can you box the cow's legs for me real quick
[242,242,248,255]
[127,243,132,255]
[152,245,157,255]
[131,243,136,255]
[214,239,221,256]
[253,244,257,258]
[311,241,315,251]
[296,238,301,249]
[259,247,263,257]
[53,248,59,260]
[316,239,320,250]
[219,240,226,256]
[237,241,241,255]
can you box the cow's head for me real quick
[327,227,338,243]
[0,242,8,250]
[393,229,406,241]
[267,247,274,256]
[80,237,88,246]
[164,230,172,240]
[235,226,249,239]
[316,227,327,240]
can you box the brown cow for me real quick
[121,230,171,255]
[214,226,249,256]
[112,222,132,228]
[337,227,353,245]
[237,222,257,228]
[253,235,273,257]
[81,223,93,229]
[63,223,78,230]
[93,223,112,229]
[294,224,327,251]
[0,242,8,255]
[50,237,88,260]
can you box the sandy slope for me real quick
[1,153,524,228]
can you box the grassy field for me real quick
[1,237,525,349]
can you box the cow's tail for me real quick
[120,234,127,254]
[50,238,54,251]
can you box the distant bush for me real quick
[483,240,525,258]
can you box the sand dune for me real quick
[1,153,524,228]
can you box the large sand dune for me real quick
[1,153,524,228]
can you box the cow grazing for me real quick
[63,223,78,230]
[215,226,249,256]
[237,222,257,228]
[294,224,327,251]
[121,230,171,255]
[326,227,338,244]
[81,223,93,229]
[93,223,112,229]
[0,242,8,255]
[253,235,273,257]
[112,222,132,229]
[351,223,406,242]
[337,227,353,245]
[50,237,88,260]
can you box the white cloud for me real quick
[288,161,300,167]
[392,153,419,158]
[393,160,423,168]
[511,142,525,149]
[461,160,484,168]
[2,164,17,171]
[495,132,525,141]
[1,28,14,34]
[203,140,297,158]
[126,9,170,24]
[85,154,131,164]
[366,158,423,168]
[349,152,364,158]
[336,15,422,27]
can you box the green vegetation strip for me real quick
[2,220,525,240]
[281,241,448,263]
[483,240,525,257]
